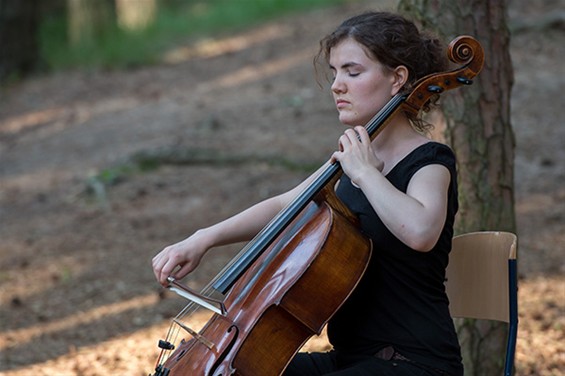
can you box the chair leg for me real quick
[504,259,518,376]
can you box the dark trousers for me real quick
[283,351,439,376]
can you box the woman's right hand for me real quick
[152,231,209,287]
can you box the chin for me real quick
[342,121,363,128]
[339,117,357,127]
[339,113,367,127]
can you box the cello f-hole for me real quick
[210,325,239,376]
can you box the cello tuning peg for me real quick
[456,76,473,85]
[427,85,444,93]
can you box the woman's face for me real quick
[329,38,401,127]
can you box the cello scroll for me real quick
[402,35,485,117]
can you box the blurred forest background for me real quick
[1,0,564,375]
[1,0,344,79]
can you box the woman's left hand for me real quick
[331,126,383,184]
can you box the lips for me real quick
[336,99,350,108]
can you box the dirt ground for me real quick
[1,1,564,375]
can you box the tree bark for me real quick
[398,1,516,375]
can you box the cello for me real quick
[151,35,484,376]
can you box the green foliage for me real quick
[39,0,348,71]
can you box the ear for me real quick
[390,65,409,96]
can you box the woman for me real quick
[153,11,463,376]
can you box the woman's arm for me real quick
[152,162,330,286]
[332,126,451,252]
[356,164,450,251]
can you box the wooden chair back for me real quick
[446,231,517,322]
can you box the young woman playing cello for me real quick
[153,11,463,376]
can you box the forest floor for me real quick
[1,0,564,375]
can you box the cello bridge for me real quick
[173,318,215,350]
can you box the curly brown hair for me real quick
[315,12,448,132]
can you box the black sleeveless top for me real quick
[327,142,463,376]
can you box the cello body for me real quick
[159,199,372,375]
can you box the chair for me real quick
[445,231,518,376]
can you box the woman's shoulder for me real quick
[392,141,456,178]
[406,141,455,162]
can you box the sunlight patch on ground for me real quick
[0,321,171,376]
[0,168,78,193]
[162,24,292,64]
[1,309,213,376]
[0,254,87,305]
[516,275,565,375]
[0,107,67,135]
[198,49,314,93]
[1,97,139,137]
[0,293,159,352]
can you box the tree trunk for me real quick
[0,0,40,82]
[398,1,516,375]
[67,0,116,46]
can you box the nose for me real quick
[331,74,346,94]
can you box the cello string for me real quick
[158,299,199,366]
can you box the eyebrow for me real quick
[329,62,362,70]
